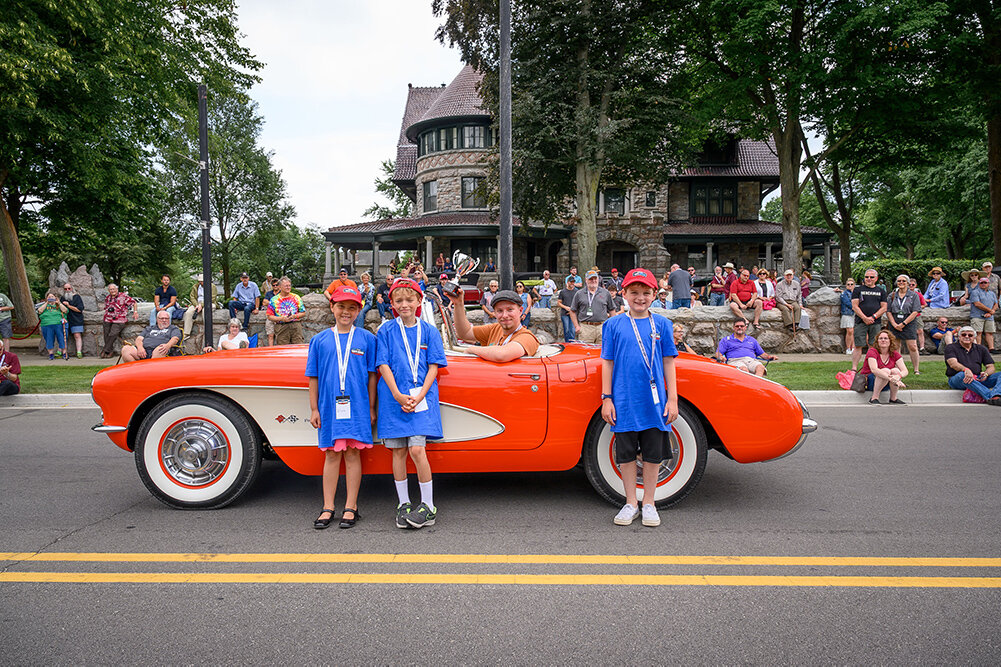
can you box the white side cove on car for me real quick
[211,387,504,447]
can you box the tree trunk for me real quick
[575,162,601,271]
[988,111,1001,265]
[775,129,804,274]
[0,172,40,329]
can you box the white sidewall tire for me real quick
[135,394,260,509]
[584,401,707,508]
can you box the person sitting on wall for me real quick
[928,317,954,354]
[727,269,762,328]
[715,320,776,377]
[121,310,181,362]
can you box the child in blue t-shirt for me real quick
[600,268,679,528]
[376,278,447,529]
[305,286,377,530]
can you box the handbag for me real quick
[836,370,855,390]
[761,297,776,310]
[962,389,987,404]
[850,370,867,393]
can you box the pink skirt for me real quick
[320,438,373,452]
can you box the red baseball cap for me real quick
[329,285,363,305]
[389,278,424,317]
[622,268,657,290]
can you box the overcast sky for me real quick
[235,1,465,231]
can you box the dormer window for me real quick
[697,139,737,166]
[692,183,735,216]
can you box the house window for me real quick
[423,180,438,212]
[644,190,657,208]
[603,188,625,215]
[438,127,454,151]
[461,177,487,208]
[463,125,486,148]
[691,183,735,216]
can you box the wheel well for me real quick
[576,397,728,462]
[125,388,268,452]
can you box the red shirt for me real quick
[729,279,757,303]
[0,350,21,388]
[861,348,901,375]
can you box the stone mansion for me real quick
[323,65,836,279]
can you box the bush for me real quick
[852,259,993,290]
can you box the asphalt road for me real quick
[1,405,999,665]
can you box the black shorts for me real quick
[614,428,669,465]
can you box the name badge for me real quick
[585,308,593,317]
[409,387,429,413]
[335,395,351,420]
[650,380,660,405]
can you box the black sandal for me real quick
[313,508,335,530]
[869,398,880,404]
[339,508,360,529]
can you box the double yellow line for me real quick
[2,552,1000,587]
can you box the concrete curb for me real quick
[1,390,968,409]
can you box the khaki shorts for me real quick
[971,318,997,333]
[265,318,275,335]
[727,357,764,374]
[578,322,603,344]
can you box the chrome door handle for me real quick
[508,373,540,380]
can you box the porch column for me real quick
[333,246,341,274]
[324,241,333,282]
[705,242,714,274]
[352,249,358,275]
[372,240,381,276]
[496,235,502,271]
[823,239,832,279]
[425,236,433,269]
[765,242,774,271]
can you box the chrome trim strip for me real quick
[92,424,128,433]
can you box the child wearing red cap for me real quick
[599,268,679,527]
[376,278,448,529]
[305,286,378,530]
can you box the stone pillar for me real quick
[496,235,502,268]
[372,240,381,276]
[425,236,433,269]
[765,242,774,271]
[705,242,714,274]
[324,241,333,282]
[823,239,832,279]
[333,246,341,274]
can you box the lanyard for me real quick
[332,326,355,394]
[585,288,600,312]
[398,318,422,385]
[893,293,908,313]
[501,324,522,346]
[628,315,657,382]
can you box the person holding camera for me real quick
[37,291,68,360]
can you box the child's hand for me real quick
[310,409,321,429]
[370,405,377,425]
[393,391,410,409]
[601,399,616,426]
[663,399,678,424]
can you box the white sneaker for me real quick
[641,504,661,527]
[613,504,640,526]
[845,348,853,355]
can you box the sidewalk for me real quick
[14,355,118,367]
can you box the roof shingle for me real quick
[676,139,780,178]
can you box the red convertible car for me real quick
[92,309,817,510]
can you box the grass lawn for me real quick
[15,360,953,394]
[766,360,950,391]
[19,365,107,394]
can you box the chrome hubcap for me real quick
[160,419,229,486]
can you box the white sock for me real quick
[419,480,434,510]
[395,479,410,506]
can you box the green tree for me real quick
[434,0,699,270]
[160,88,295,296]
[233,224,326,288]
[364,159,416,220]
[0,0,260,327]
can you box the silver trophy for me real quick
[441,250,480,298]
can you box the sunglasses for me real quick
[959,333,975,337]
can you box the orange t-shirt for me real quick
[472,323,540,357]
[325,278,358,293]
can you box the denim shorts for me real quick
[69,325,84,334]
[384,435,427,449]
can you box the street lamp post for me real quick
[499,0,513,290]
[198,84,213,350]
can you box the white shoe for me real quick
[641,504,660,527]
[845,348,853,355]
[613,504,640,526]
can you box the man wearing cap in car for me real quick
[446,288,539,362]
[944,325,1001,405]
[570,269,617,344]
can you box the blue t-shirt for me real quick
[929,326,953,350]
[717,334,764,360]
[600,314,678,433]
[305,326,377,446]
[376,318,448,439]
[968,287,998,319]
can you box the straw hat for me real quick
[961,268,981,283]
[927,266,944,277]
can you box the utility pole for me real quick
[499,0,513,290]
[198,84,214,349]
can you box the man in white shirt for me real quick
[533,270,558,308]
